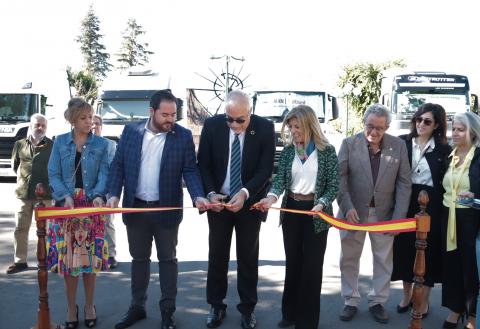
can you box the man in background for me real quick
[7,114,53,274]
[92,114,118,268]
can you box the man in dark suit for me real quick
[107,90,209,329]
[197,90,275,329]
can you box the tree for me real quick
[337,59,406,135]
[76,5,112,79]
[338,59,406,117]
[66,67,98,104]
[116,18,154,71]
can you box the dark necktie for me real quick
[230,134,242,196]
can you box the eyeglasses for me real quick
[225,116,246,124]
[415,117,433,126]
[365,125,387,133]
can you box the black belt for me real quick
[134,198,160,205]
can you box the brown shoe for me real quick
[339,305,357,321]
[6,262,28,274]
[369,304,389,323]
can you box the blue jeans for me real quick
[477,232,480,328]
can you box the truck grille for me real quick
[0,127,28,160]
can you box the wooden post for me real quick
[32,183,60,329]
[408,190,430,329]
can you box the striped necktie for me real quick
[230,134,242,196]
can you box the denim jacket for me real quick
[48,131,110,201]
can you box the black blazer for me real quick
[399,134,452,192]
[197,114,275,210]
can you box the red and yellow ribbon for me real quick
[36,204,417,233]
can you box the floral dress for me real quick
[46,188,109,276]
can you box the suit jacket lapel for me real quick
[160,128,174,173]
[376,136,393,188]
[134,123,145,172]
[356,134,374,186]
[242,117,256,175]
[221,122,230,174]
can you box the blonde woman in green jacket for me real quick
[255,105,339,329]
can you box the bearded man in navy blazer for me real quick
[197,90,275,329]
[107,90,209,329]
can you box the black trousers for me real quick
[441,206,479,317]
[206,208,261,315]
[281,197,329,329]
[124,200,179,312]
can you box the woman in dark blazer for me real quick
[255,105,339,329]
[392,103,451,317]
[441,112,480,329]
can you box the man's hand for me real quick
[254,195,277,212]
[227,190,247,213]
[311,203,324,219]
[209,193,228,213]
[64,196,74,209]
[195,197,210,212]
[345,208,360,223]
[92,196,105,207]
[106,196,120,208]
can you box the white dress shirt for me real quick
[290,149,318,194]
[411,137,435,187]
[135,120,167,201]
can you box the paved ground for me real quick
[0,179,447,329]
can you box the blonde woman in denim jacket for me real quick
[256,105,339,329]
[47,98,110,329]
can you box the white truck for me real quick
[96,69,184,141]
[381,72,478,137]
[0,74,71,177]
[252,89,340,172]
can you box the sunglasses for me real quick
[415,117,433,126]
[225,116,246,124]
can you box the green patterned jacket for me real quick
[269,143,339,233]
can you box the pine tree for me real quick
[116,18,154,71]
[76,5,112,79]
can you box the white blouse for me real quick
[411,137,435,187]
[290,149,318,194]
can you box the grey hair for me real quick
[363,103,392,125]
[453,112,480,147]
[30,113,47,123]
[225,90,251,111]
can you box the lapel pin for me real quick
[250,130,255,135]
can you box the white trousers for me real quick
[339,207,394,307]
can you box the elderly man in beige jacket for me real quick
[337,104,411,324]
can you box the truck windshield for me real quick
[100,100,150,121]
[254,92,325,122]
[394,91,468,116]
[0,93,35,121]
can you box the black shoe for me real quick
[369,304,389,324]
[6,262,28,274]
[339,305,357,321]
[161,310,176,329]
[240,313,256,329]
[109,257,118,269]
[442,317,461,328]
[206,307,226,328]
[115,306,146,329]
[396,301,412,313]
[421,304,429,319]
[84,305,97,328]
[65,305,79,329]
[277,318,295,327]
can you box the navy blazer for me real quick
[197,114,275,215]
[108,120,205,225]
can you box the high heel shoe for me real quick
[84,305,97,328]
[442,313,464,329]
[396,301,412,313]
[65,305,79,329]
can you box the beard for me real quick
[31,130,46,141]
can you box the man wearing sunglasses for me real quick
[197,90,275,329]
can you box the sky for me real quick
[1,0,479,95]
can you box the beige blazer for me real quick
[337,132,411,222]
